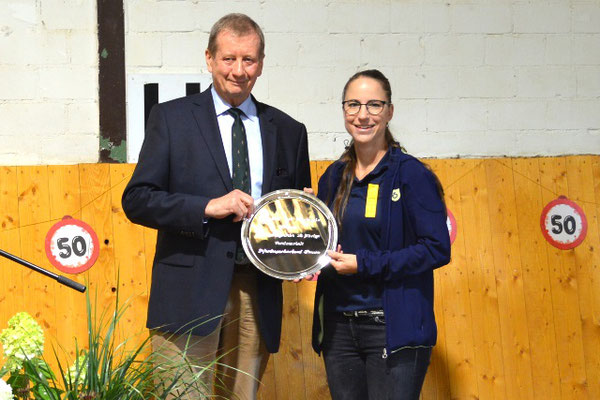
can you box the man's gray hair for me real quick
[207,13,265,59]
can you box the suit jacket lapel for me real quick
[256,99,277,195]
[192,89,233,192]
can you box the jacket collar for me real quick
[330,145,409,174]
[255,96,277,194]
[190,87,278,195]
[191,87,232,191]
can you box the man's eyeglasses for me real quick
[342,100,390,116]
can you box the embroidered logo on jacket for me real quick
[391,188,401,202]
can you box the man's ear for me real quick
[256,56,264,78]
[205,49,213,73]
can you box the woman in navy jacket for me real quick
[311,70,451,400]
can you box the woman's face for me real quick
[343,76,393,147]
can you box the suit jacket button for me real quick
[226,251,234,259]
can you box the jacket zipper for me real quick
[383,149,402,358]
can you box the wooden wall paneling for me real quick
[420,159,451,400]
[539,157,588,399]
[78,164,116,325]
[422,270,451,400]
[421,160,451,400]
[469,160,508,399]
[272,282,307,400]
[5,156,600,400]
[453,159,506,400]
[0,166,22,358]
[16,166,60,365]
[511,158,561,399]
[433,159,480,399]
[47,165,82,219]
[258,350,277,400]
[566,156,600,398]
[300,159,331,399]
[311,161,333,193]
[485,160,535,399]
[309,161,320,192]
[592,156,600,316]
[295,280,330,400]
[590,156,600,398]
[471,160,507,398]
[47,165,87,361]
[109,164,148,345]
[292,161,332,399]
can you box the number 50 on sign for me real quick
[540,196,587,250]
[45,216,100,274]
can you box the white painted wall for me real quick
[1,0,599,164]
[0,0,98,165]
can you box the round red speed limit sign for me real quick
[45,216,99,274]
[446,208,457,245]
[540,196,587,250]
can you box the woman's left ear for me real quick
[388,103,394,120]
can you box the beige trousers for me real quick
[151,268,268,400]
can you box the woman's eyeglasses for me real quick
[342,100,390,115]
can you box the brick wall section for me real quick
[0,0,98,165]
[1,1,599,164]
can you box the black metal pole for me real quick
[0,249,86,293]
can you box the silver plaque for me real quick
[241,189,338,280]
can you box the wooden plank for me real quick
[16,166,58,364]
[78,163,116,346]
[512,158,561,399]
[421,159,452,400]
[47,165,86,361]
[272,281,306,400]
[296,280,330,400]
[279,159,332,400]
[0,166,22,362]
[539,157,588,399]
[485,160,535,399]
[449,159,506,400]
[109,164,148,346]
[589,155,600,399]
[421,269,451,400]
[433,159,479,399]
[257,352,277,400]
[566,156,600,399]
[310,162,319,193]
[47,165,82,221]
[312,161,333,195]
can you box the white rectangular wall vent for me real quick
[126,73,213,163]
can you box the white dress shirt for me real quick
[211,86,264,200]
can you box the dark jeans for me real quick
[322,315,432,400]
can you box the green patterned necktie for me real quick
[228,108,251,264]
[228,108,251,195]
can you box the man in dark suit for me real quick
[122,13,311,400]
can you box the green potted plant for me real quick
[0,291,217,399]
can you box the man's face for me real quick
[206,30,264,107]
